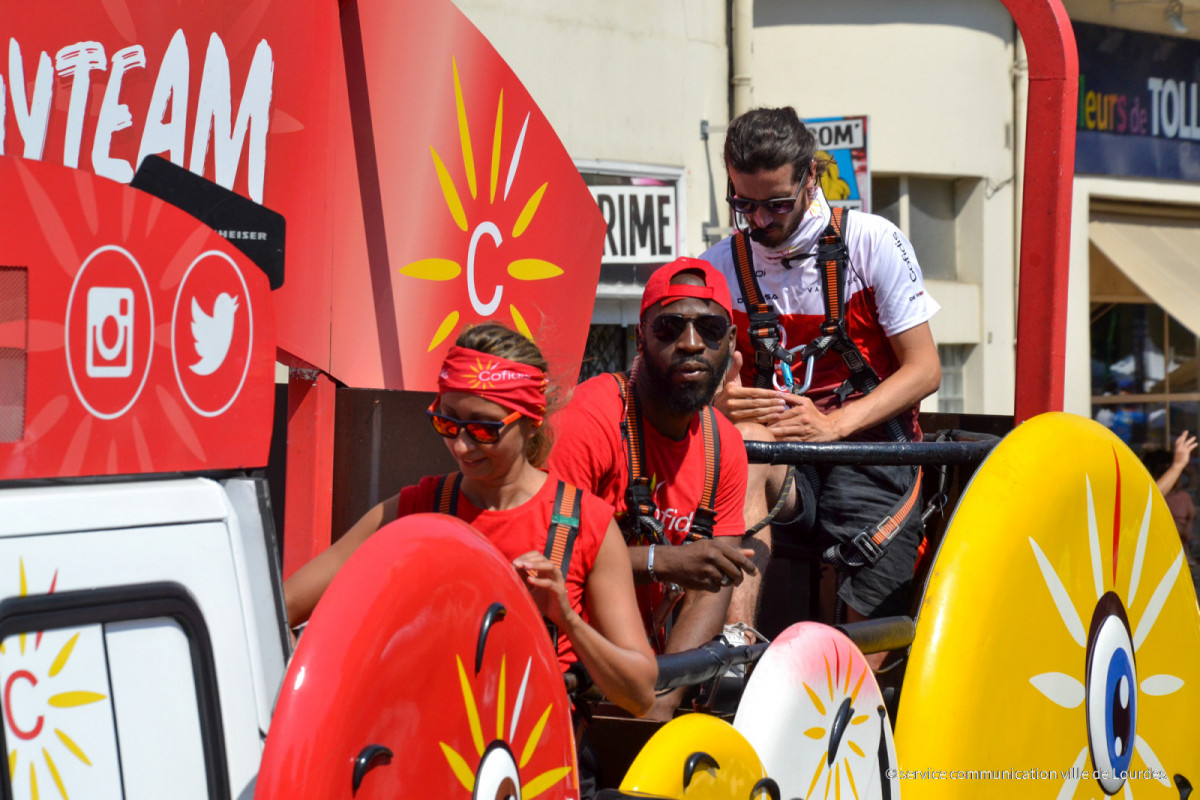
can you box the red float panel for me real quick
[2,0,604,391]
[258,514,579,798]
[324,0,605,389]
[0,157,275,479]
[1,0,340,376]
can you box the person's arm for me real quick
[646,582,734,720]
[765,322,941,442]
[514,522,657,717]
[631,413,758,590]
[1156,430,1197,495]
[283,495,400,628]
[628,540,756,589]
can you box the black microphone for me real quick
[781,250,815,270]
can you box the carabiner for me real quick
[775,362,795,393]
[775,355,815,394]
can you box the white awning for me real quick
[1090,214,1200,336]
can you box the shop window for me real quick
[1091,301,1200,455]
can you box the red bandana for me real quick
[437,346,548,423]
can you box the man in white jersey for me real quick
[702,107,942,651]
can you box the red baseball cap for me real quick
[640,257,733,318]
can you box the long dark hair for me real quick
[724,106,828,184]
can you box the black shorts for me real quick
[815,462,923,618]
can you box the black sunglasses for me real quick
[427,402,522,444]
[725,181,804,216]
[650,314,731,349]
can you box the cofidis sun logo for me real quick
[439,653,573,799]
[796,639,880,799]
[1,561,115,800]
[1026,452,1186,797]
[458,357,527,391]
[399,58,564,353]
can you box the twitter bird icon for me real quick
[190,292,239,375]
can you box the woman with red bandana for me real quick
[284,323,657,724]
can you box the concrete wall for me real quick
[752,0,1018,413]
[456,0,1200,418]
[452,0,730,257]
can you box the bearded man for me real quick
[550,257,760,719]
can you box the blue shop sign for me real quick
[1074,21,1200,181]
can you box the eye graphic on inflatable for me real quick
[440,653,573,798]
[733,623,901,800]
[894,418,1200,798]
[1026,461,1185,797]
[473,740,521,800]
[1085,592,1136,795]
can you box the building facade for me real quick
[454,0,1200,456]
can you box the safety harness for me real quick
[434,472,582,577]
[729,209,922,569]
[433,472,582,643]
[731,233,793,391]
[612,372,720,545]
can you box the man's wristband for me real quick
[647,543,659,583]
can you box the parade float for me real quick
[0,1,1196,798]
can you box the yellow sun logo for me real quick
[463,358,501,390]
[2,560,107,800]
[799,644,874,800]
[400,58,564,352]
[1027,454,1182,797]
[439,653,572,799]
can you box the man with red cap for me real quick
[550,256,772,719]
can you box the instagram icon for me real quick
[86,287,135,378]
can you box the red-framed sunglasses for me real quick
[426,402,522,444]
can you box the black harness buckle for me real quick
[689,508,716,540]
[847,528,885,567]
[747,310,782,364]
[833,380,856,405]
[747,307,780,329]
[623,477,666,545]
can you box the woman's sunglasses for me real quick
[427,402,522,444]
[725,181,804,216]
[650,314,731,350]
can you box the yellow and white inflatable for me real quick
[734,622,900,800]
[614,713,774,799]
[895,413,1200,798]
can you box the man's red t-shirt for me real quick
[549,374,749,647]
[395,473,611,672]
[550,374,748,541]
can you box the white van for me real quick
[0,477,289,800]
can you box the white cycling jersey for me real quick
[702,188,940,434]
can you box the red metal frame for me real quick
[1001,0,1079,423]
[283,364,338,579]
